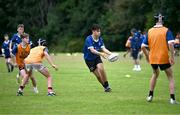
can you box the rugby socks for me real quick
[137,65,141,69]
[10,63,14,72]
[103,81,109,89]
[48,87,53,92]
[170,94,175,100]
[6,62,14,72]
[19,86,25,91]
[6,62,11,72]
[149,90,153,96]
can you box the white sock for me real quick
[137,65,141,69]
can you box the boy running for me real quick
[1,34,14,72]
[83,24,112,92]
[141,13,178,104]
[12,33,38,95]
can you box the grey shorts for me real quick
[25,64,46,72]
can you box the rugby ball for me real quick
[108,53,119,62]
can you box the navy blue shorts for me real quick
[85,57,102,72]
[174,44,180,48]
[131,49,139,60]
[4,53,11,59]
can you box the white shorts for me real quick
[25,64,46,72]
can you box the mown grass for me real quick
[0,53,179,114]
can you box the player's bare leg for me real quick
[5,58,13,72]
[97,63,111,92]
[97,63,107,82]
[17,70,29,96]
[164,67,178,104]
[150,69,159,91]
[29,72,38,94]
[93,69,103,85]
[147,69,159,102]
[39,67,55,96]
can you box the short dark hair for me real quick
[131,28,137,33]
[91,24,101,31]
[17,24,24,28]
[21,33,29,39]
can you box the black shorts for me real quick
[19,66,25,70]
[151,64,171,71]
[85,57,102,72]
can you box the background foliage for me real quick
[0,0,180,52]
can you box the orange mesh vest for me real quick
[16,44,30,68]
[24,46,46,64]
[148,26,169,64]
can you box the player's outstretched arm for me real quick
[44,51,58,70]
[168,42,175,65]
[11,46,18,67]
[11,54,17,67]
[89,47,107,59]
[141,45,149,63]
[9,40,13,52]
[101,47,112,56]
[1,49,5,57]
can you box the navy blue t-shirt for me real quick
[83,35,104,61]
[11,33,22,47]
[11,33,33,48]
[130,32,143,50]
[2,40,10,56]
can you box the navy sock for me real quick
[149,91,153,96]
[103,81,109,88]
[20,86,24,90]
[48,87,53,90]
[6,62,10,72]
[170,94,175,100]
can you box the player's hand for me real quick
[169,57,175,65]
[100,52,108,59]
[14,63,18,67]
[10,52,13,57]
[52,64,58,71]
[9,48,12,52]
[145,56,149,63]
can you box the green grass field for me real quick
[0,53,180,114]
